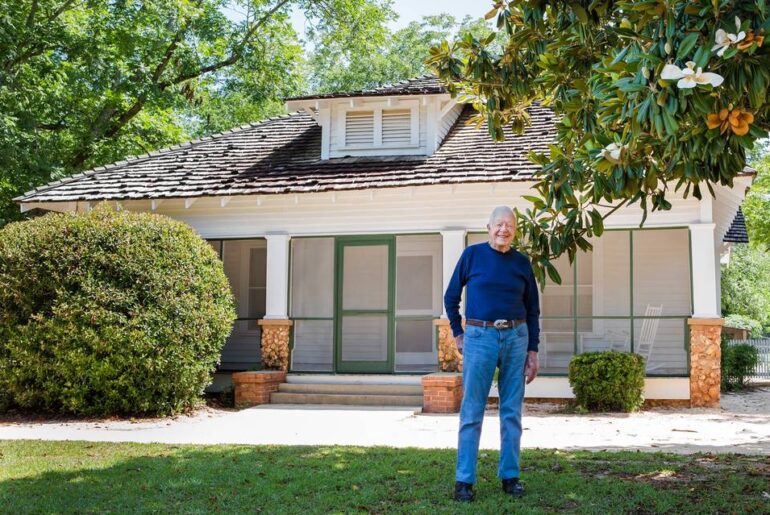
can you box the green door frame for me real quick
[334,236,396,373]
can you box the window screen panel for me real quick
[595,231,631,316]
[632,229,691,316]
[341,316,388,361]
[342,245,389,311]
[290,238,334,318]
[292,320,333,372]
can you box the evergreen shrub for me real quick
[0,207,236,416]
[721,338,759,392]
[568,351,645,412]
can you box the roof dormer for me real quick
[285,75,463,160]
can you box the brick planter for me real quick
[422,372,463,413]
[688,318,724,408]
[232,370,287,408]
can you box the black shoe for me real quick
[454,481,475,502]
[502,478,525,498]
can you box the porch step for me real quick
[270,392,423,407]
[271,375,425,407]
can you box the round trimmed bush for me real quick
[568,351,645,412]
[0,206,236,416]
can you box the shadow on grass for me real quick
[0,441,768,514]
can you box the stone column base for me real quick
[434,319,462,372]
[232,370,287,408]
[422,372,463,413]
[688,318,724,408]
[258,319,293,371]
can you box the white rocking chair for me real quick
[636,305,663,372]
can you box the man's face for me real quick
[487,212,516,249]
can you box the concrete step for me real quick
[270,392,423,407]
[278,383,422,396]
[286,374,423,386]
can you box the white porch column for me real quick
[264,234,290,319]
[440,229,467,317]
[689,223,720,318]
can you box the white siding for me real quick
[437,103,464,144]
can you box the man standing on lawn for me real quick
[444,205,540,502]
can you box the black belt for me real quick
[466,319,526,330]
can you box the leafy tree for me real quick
[721,244,770,333]
[742,147,770,249]
[0,0,393,226]
[428,1,770,286]
[306,14,500,94]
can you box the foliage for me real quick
[0,206,236,416]
[724,314,764,338]
[742,148,770,249]
[2,441,770,513]
[306,14,498,94]
[428,1,770,287]
[0,0,393,226]
[721,244,770,333]
[568,351,645,412]
[721,338,759,391]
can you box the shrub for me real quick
[0,206,236,416]
[723,314,763,339]
[568,351,645,412]
[721,338,759,392]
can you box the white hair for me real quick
[488,205,515,225]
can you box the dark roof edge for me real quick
[284,75,447,102]
[16,178,542,205]
[13,112,305,203]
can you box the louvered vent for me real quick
[382,109,412,145]
[345,111,374,146]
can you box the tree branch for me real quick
[159,0,293,88]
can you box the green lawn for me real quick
[0,440,768,514]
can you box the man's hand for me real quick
[524,351,538,384]
[455,334,464,355]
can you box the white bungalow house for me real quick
[15,76,752,406]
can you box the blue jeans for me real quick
[456,323,528,484]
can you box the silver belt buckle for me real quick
[493,319,508,329]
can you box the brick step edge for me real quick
[270,392,424,406]
[278,383,422,395]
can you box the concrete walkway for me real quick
[1,389,768,454]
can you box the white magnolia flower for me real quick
[660,61,724,89]
[600,142,627,164]
[712,16,746,57]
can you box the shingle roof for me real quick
[16,104,558,203]
[284,75,446,101]
[724,208,749,244]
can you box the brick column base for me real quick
[688,318,724,408]
[422,372,463,413]
[232,370,287,408]
[434,319,462,372]
[258,319,293,371]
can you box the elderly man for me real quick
[444,205,540,502]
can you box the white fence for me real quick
[729,339,770,378]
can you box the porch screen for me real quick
[290,238,334,371]
[395,235,441,372]
[217,239,266,370]
[631,229,690,374]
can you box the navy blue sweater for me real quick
[444,242,540,352]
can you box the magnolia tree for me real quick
[427,0,769,286]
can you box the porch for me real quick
[210,223,717,382]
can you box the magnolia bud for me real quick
[642,67,650,79]
[664,41,672,54]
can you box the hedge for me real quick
[0,206,236,416]
[568,351,646,412]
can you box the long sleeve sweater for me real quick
[444,242,541,352]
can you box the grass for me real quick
[0,440,769,513]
